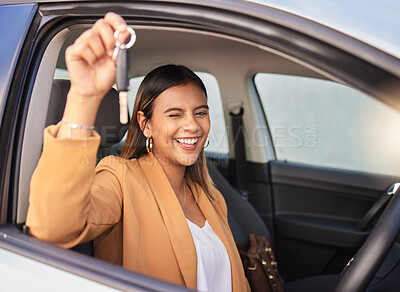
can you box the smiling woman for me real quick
[25,12,249,292]
[121,65,214,221]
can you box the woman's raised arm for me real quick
[26,13,129,247]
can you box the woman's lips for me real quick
[175,137,200,150]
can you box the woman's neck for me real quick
[154,153,186,197]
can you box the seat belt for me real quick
[355,183,400,231]
[229,107,250,199]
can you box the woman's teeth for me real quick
[176,138,199,145]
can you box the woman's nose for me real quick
[182,114,200,132]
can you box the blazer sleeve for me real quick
[26,123,125,248]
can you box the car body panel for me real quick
[0,3,36,129]
[0,249,121,292]
[0,224,191,291]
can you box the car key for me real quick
[116,46,129,124]
[113,27,136,124]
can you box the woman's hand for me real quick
[66,12,129,101]
[58,12,130,139]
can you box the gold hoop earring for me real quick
[146,137,153,153]
[204,136,210,149]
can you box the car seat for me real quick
[206,159,271,247]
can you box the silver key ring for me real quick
[114,26,136,49]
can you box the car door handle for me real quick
[355,183,400,231]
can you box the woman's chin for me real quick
[174,153,200,167]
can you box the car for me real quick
[0,0,399,291]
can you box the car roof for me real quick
[4,0,400,59]
[248,0,400,60]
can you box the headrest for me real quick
[46,79,129,147]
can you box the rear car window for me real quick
[254,73,400,176]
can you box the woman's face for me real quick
[143,82,210,168]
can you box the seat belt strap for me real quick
[230,107,250,199]
[355,183,400,231]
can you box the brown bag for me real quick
[237,234,284,292]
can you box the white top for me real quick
[186,219,232,292]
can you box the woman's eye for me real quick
[168,114,181,117]
[195,111,208,116]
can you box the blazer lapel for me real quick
[196,186,244,291]
[196,186,232,253]
[138,153,197,289]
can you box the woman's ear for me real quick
[137,111,150,137]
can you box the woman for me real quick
[26,12,249,292]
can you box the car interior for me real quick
[15,17,400,291]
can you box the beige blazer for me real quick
[26,124,250,291]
